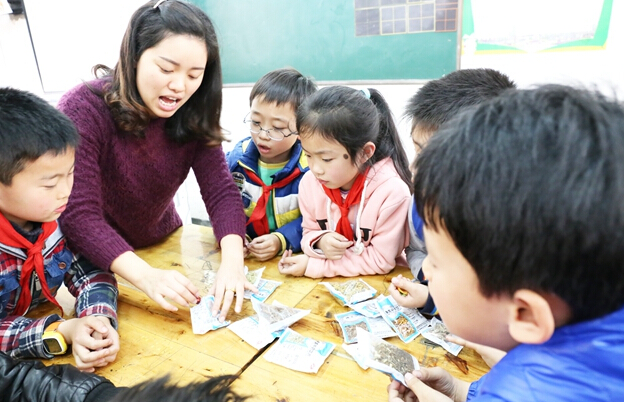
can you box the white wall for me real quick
[460,0,624,97]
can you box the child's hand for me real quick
[389,275,429,309]
[317,232,353,260]
[388,368,469,402]
[278,249,309,276]
[58,316,120,372]
[445,334,506,368]
[247,234,281,261]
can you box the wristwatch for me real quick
[42,321,68,355]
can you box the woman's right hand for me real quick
[111,251,200,311]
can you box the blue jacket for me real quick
[468,305,624,401]
[226,137,308,252]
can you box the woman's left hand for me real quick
[209,234,258,321]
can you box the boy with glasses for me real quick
[227,68,317,261]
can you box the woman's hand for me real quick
[111,251,200,312]
[209,234,257,321]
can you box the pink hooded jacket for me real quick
[299,158,410,277]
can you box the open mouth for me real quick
[159,96,179,110]
[257,144,271,153]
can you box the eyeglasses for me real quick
[243,112,297,142]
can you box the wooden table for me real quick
[40,224,489,400]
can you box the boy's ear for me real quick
[507,289,556,345]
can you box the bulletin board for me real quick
[190,0,460,84]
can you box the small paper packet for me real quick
[376,295,429,343]
[350,327,420,386]
[227,314,284,349]
[420,317,463,356]
[320,279,377,305]
[245,278,282,302]
[190,295,230,334]
[336,311,396,344]
[264,327,336,373]
[251,299,310,333]
[349,296,382,318]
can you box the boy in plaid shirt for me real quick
[0,87,118,372]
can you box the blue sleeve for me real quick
[467,375,486,401]
[412,200,424,240]
[276,216,303,253]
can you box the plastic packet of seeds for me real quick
[251,298,310,333]
[320,279,377,305]
[264,327,335,373]
[342,342,369,370]
[349,296,382,318]
[245,278,282,302]
[420,317,463,356]
[190,295,230,334]
[227,314,284,349]
[355,327,420,386]
[376,295,429,343]
[245,266,264,288]
[336,311,396,344]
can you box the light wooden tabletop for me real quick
[39,224,490,400]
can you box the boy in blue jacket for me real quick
[390,68,515,315]
[388,85,624,402]
[227,68,317,261]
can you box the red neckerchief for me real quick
[245,167,301,235]
[0,214,63,316]
[321,167,369,241]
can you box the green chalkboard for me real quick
[190,0,457,84]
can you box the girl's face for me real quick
[136,34,208,118]
[301,133,361,191]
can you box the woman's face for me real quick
[136,34,208,118]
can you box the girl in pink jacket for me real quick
[278,86,411,277]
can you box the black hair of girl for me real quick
[93,0,223,144]
[296,86,411,187]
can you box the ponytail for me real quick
[367,88,412,187]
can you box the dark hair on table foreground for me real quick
[414,84,624,323]
[109,375,247,402]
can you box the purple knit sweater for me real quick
[57,80,246,270]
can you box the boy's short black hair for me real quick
[405,68,515,134]
[414,84,624,323]
[249,67,317,111]
[109,375,247,402]
[0,87,79,185]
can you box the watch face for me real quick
[43,337,64,354]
